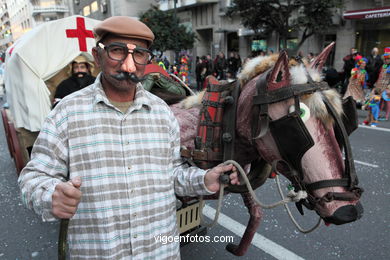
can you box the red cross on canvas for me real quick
[66,17,94,52]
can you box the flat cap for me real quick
[93,16,154,46]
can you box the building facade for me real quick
[73,0,111,20]
[0,0,73,50]
[160,0,390,71]
[0,0,12,51]
[30,0,71,27]
[73,0,157,20]
[5,0,33,42]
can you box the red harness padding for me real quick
[180,80,237,169]
[192,84,228,169]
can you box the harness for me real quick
[251,63,363,214]
[181,57,363,215]
[181,81,239,169]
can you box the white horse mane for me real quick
[179,54,343,127]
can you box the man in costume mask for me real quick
[53,55,96,106]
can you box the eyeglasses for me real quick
[98,42,154,65]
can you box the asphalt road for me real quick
[0,99,389,259]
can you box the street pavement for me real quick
[0,98,389,259]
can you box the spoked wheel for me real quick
[8,122,25,175]
[1,108,14,158]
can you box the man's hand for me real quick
[52,176,82,219]
[204,164,240,193]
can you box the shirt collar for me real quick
[92,73,152,111]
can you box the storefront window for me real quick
[279,38,298,50]
[252,39,267,51]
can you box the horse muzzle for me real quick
[322,201,364,225]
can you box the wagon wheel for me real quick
[1,109,14,158]
[8,122,25,175]
[225,158,272,194]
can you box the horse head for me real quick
[235,43,363,225]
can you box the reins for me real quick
[193,77,322,233]
[199,159,322,233]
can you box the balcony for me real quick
[159,0,218,11]
[31,5,69,16]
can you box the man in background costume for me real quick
[53,55,96,106]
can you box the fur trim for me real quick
[238,55,278,86]
[179,90,205,109]
[303,89,342,127]
[290,64,322,84]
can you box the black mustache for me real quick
[110,72,145,83]
[73,72,88,78]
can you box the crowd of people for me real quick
[189,46,389,127]
[342,46,390,127]
[194,51,244,90]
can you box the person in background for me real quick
[18,16,239,259]
[214,51,227,80]
[234,52,242,74]
[343,55,368,105]
[379,86,390,121]
[363,88,381,127]
[227,52,239,78]
[205,54,213,76]
[342,48,360,94]
[374,47,390,120]
[163,56,170,71]
[157,58,167,70]
[53,55,96,107]
[366,47,383,89]
[195,56,207,91]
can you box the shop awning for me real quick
[343,6,390,20]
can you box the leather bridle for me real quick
[251,65,363,211]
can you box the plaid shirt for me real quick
[18,74,213,259]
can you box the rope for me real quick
[200,159,321,233]
[275,174,322,233]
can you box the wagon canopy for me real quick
[4,15,101,132]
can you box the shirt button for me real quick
[128,165,132,170]
[133,234,137,238]
[133,213,137,217]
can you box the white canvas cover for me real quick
[4,15,101,131]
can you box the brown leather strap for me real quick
[180,148,222,162]
[223,80,240,161]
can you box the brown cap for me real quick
[93,16,154,46]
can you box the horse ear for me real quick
[311,42,336,71]
[267,50,290,91]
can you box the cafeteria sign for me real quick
[343,7,390,20]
